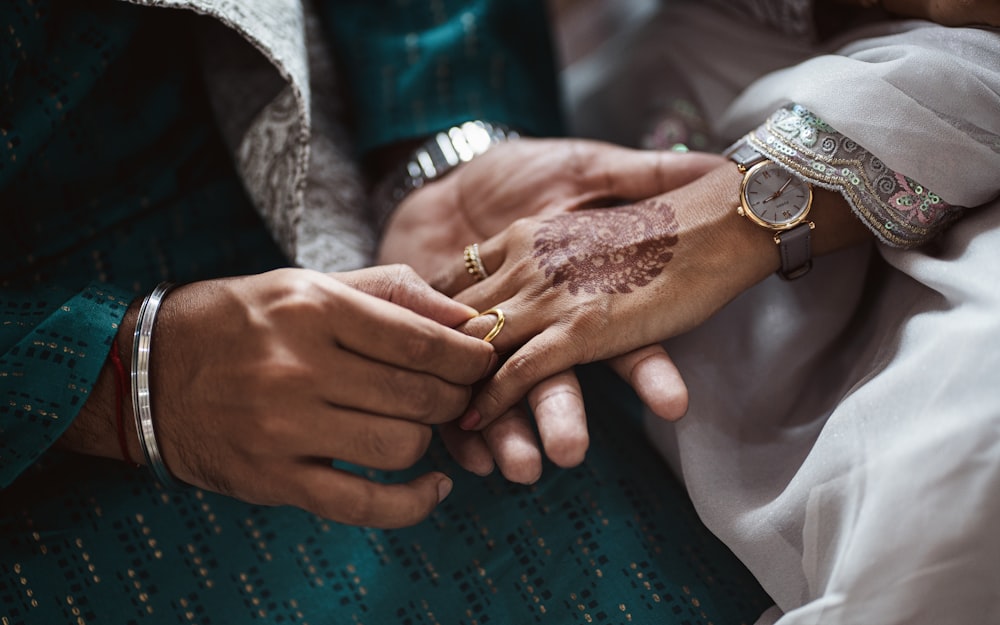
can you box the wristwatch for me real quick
[725,138,815,280]
[370,120,517,231]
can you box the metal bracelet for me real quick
[371,120,518,232]
[131,281,184,489]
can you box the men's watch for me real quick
[370,120,517,232]
[725,138,815,280]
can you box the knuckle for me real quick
[270,271,330,319]
[387,263,418,282]
[565,140,598,185]
[397,325,441,365]
[405,380,441,421]
[508,216,538,238]
[503,351,542,386]
[363,424,431,470]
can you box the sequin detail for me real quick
[750,105,963,248]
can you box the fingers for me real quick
[481,406,543,485]
[586,146,729,201]
[437,421,495,476]
[341,264,480,328]
[607,345,688,421]
[319,348,473,423]
[459,331,577,432]
[296,407,436,471]
[291,464,452,529]
[527,370,589,468]
[333,278,496,386]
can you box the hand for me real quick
[379,140,722,481]
[436,336,691,485]
[378,138,729,280]
[439,162,874,430]
[66,266,496,528]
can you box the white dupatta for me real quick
[568,3,1000,623]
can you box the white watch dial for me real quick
[740,161,812,228]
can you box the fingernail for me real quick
[437,477,454,503]
[459,408,481,430]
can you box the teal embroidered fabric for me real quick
[0,0,288,487]
[3,366,772,624]
[1,1,771,623]
[317,0,565,155]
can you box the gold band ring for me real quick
[476,308,505,344]
[463,244,489,282]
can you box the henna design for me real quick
[532,200,679,295]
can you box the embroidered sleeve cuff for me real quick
[747,104,963,248]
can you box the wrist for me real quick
[60,299,144,464]
[369,121,518,233]
[677,164,782,288]
[693,162,871,279]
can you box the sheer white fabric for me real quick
[569,3,1000,623]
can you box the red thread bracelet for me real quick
[109,337,138,467]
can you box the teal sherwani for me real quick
[0,1,769,623]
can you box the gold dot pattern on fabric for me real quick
[2,368,772,624]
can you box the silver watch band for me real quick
[725,137,813,280]
[371,120,517,231]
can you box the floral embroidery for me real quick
[749,105,963,248]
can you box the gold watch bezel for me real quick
[736,160,814,232]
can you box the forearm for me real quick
[662,163,873,295]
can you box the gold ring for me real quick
[477,308,505,344]
[463,243,489,282]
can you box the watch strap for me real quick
[724,138,766,170]
[726,135,814,280]
[371,120,517,232]
[776,223,813,280]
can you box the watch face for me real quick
[739,161,812,229]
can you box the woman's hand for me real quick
[378,138,728,279]
[439,162,873,431]
[66,266,496,528]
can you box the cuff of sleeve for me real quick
[748,104,963,248]
[0,283,132,487]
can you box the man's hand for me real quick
[66,266,495,529]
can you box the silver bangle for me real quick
[131,281,184,489]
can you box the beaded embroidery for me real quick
[749,105,962,248]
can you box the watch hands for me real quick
[762,176,793,203]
